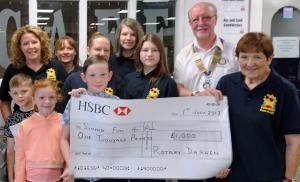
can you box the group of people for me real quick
[0,1,299,182]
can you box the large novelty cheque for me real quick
[70,95,232,179]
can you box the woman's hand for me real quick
[215,168,230,179]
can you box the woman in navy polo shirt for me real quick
[0,25,67,119]
[217,32,300,182]
[124,33,178,99]
[54,36,81,76]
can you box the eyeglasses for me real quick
[190,15,216,25]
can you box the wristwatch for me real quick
[284,177,297,182]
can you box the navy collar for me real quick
[142,68,159,78]
[233,69,282,90]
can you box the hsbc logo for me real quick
[114,106,131,116]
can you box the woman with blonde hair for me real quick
[0,25,67,119]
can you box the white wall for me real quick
[249,0,263,32]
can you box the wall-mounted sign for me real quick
[273,36,299,58]
[218,0,249,45]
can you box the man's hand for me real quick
[193,88,223,102]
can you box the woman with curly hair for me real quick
[0,25,67,119]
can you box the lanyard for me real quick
[191,40,224,89]
[192,44,223,75]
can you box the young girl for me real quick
[110,18,144,78]
[15,79,65,182]
[60,55,119,182]
[124,33,178,99]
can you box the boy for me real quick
[60,55,120,182]
[3,73,34,182]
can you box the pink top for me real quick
[15,112,64,182]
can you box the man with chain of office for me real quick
[173,2,239,97]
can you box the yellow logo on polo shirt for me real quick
[260,94,277,115]
[147,87,160,99]
[104,87,114,95]
[46,68,56,81]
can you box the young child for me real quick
[124,33,178,99]
[15,79,66,182]
[4,73,34,182]
[60,55,119,182]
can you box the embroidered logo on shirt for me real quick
[260,94,277,115]
[147,87,160,99]
[46,68,57,81]
[104,87,114,95]
[114,106,131,116]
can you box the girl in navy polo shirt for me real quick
[110,18,144,78]
[124,33,178,99]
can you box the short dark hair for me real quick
[82,55,110,73]
[236,32,274,59]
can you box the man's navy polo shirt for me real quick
[124,69,178,99]
[216,70,300,182]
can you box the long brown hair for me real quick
[134,33,169,84]
[115,18,144,57]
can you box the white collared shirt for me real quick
[174,37,239,91]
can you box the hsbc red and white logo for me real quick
[114,106,131,116]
